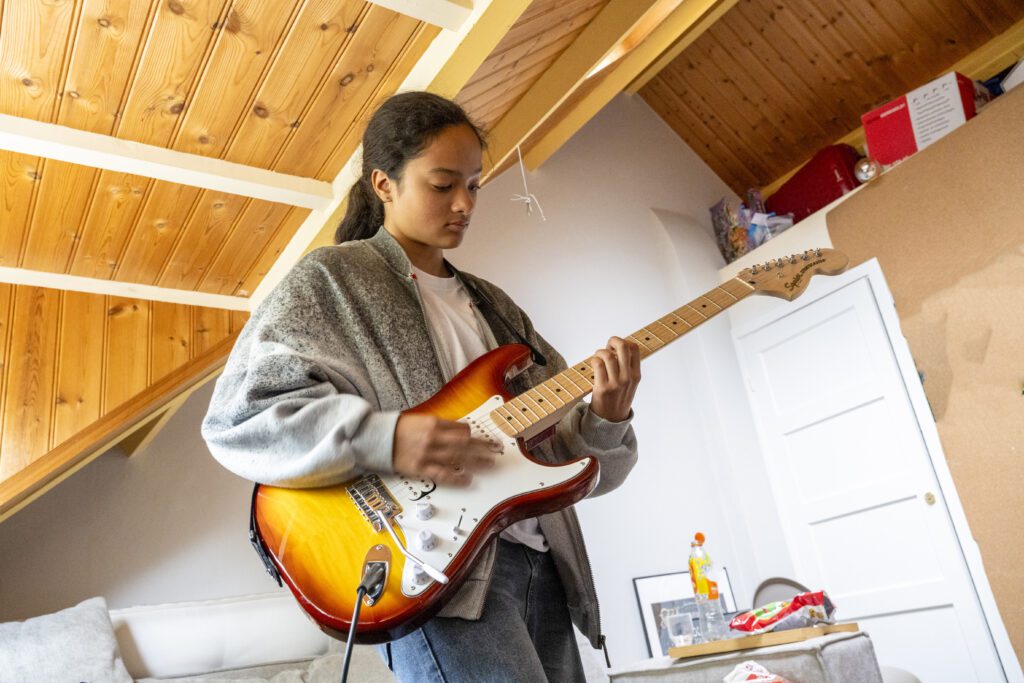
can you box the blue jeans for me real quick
[382,538,586,682]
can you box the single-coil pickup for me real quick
[347,474,400,531]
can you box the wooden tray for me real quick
[667,622,859,660]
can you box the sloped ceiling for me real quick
[637,0,1024,195]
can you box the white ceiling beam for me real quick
[0,113,333,210]
[366,0,472,31]
[0,266,250,311]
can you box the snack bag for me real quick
[723,661,792,683]
[729,590,835,635]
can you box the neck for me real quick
[383,224,447,277]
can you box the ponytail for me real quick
[335,177,385,244]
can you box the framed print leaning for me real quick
[632,568,736,656]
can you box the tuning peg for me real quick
[751,264,760,274]
[801,251,810,261]
[789,254,798,264]
[815,248,822,257]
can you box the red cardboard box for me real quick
[765,144,861,223]
[861,72,978,165]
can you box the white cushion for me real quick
[0,596,132,683]
[109,592,331,679]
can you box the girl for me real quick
[202,91,641,682]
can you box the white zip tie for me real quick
[510,146,546,221]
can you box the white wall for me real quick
[455,93,790,664]
[0,93,790,667]
[0,381,281,622]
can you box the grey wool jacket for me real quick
[201,228,638,648]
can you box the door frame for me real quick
[731,258,1021,681]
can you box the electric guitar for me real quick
[250,248,849,644]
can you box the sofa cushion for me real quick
[0,596,132,683]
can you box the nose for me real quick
[452,184,475,216]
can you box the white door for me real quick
[733,261,1006,682]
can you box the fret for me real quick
[637,327,668,347]
[694,297,721,314]
[564,366,594,391]
[522,389,554,417]
[713,285,739,302]
[666,311,693,329]
[494,404,526,432]
[626,334,655,354]
[651,319,678,340]
[685,304,708,320]
[535,382,567,408]
[552,372,585,397]
[722,277,755,298]
[509,396,541,424]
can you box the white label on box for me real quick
[906,72,967,151]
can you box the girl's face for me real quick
[374,124,483,273]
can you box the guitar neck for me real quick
[491,277,756,437]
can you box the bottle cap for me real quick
[694,532,705,545]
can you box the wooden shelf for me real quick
[667,622,859,660]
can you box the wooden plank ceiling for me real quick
[0,0,435,297]
[638,0,1024,195]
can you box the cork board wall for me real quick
[826,85,1024,661]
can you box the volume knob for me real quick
[416,529,437,551]
[415,501,435,520]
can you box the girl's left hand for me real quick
[589,336,641,423]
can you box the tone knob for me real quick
[415,501,435,520]
[412,564,431,586]
[416,529,437,551]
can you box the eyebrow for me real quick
[429,167,483,176]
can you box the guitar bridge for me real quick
[347,474,401,532]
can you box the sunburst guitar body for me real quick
[253,343,598,644]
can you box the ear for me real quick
[370,169,393,203]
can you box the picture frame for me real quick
[632,567,736,657]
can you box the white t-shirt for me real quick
[413,266,548,552]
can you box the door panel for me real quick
[734,264,1004,681]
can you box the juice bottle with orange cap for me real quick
[688,532,728,641]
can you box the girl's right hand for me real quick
[392,414,499,486]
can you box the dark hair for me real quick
[335,91,486,244]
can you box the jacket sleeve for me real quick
[200,256,398,488]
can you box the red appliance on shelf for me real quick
[765,144,861,223]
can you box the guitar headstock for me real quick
[739,248,850,300]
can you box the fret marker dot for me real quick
[521,408,528,412]
[644,337,650,341]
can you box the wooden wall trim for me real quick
[0,332,237,523]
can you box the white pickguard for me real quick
[378,395,592,597]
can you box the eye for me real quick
[432,184,452,192]
[469,184,480,192]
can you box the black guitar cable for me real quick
[340,563,387,683]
